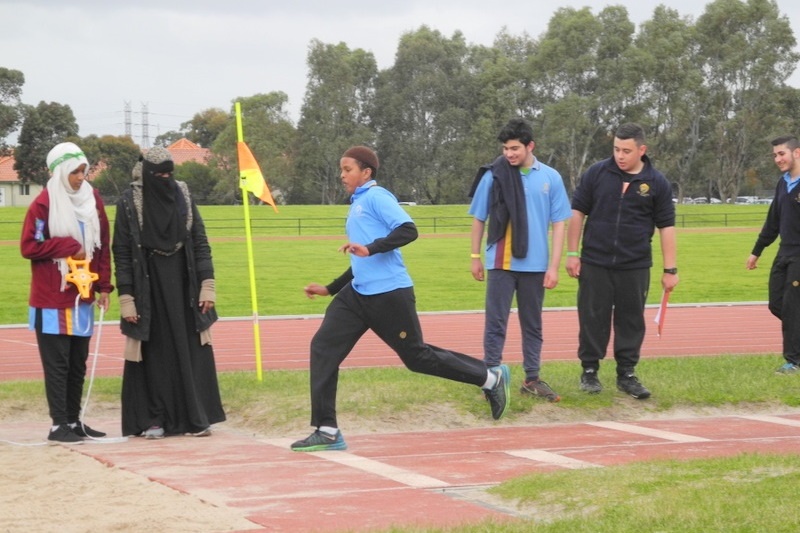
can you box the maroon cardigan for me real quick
[20,188,114,309]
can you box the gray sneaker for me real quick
[291,429,347,452]
[484,364,510,420]
[580,369,602,394]
[520,379,561,402]
[143,425,165,439]
[616,372,651,399]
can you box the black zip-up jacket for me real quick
[572,155,675,270]
[751,178,800,258]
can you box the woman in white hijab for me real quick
[20,141,114,444]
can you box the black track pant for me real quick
[768,254,800,364]
[35,329,90,425]
[308,284,488,428]
[577,263,649,376]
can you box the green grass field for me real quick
[0,203,776,324]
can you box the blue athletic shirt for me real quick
[468,158,571,272]
[347,180,414,295]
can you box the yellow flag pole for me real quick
[235,101,263,381]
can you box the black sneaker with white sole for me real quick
[580,368,602,394]
[72,422,106,438]
[48,424,83,444]
[616,372,651,399]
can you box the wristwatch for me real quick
[663,268,678,275]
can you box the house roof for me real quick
[0,155,17,183]
[0,138,211,183]
[164,138,211,165]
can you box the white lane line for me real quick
[312,453,450,488]
[506,449,601,469]
[259,437,295,448]
[738,415,800,428]
[588,421,710,443]
[261,438,449,488]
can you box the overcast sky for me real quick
[3,0,800,146]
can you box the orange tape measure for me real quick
[65,256,99,299]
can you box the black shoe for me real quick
[48,424,83,444]
[617,372,651,399]
[580,368,602,394]
[72,422,106,438]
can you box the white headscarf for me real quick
[45,142,101,291]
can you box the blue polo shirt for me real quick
[468,158,571,272]
[784,172,800,193]
[347,181,414,295]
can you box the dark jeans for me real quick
[35,329,90,425]
[484,269,545,379]
[308,284,488,428]
[577,263,649,375]
[768,255,800,363]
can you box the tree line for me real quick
[2,0,799,205]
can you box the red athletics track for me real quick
[0,303,783,381]
[3,303,800,533]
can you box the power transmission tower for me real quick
[141,102,150,148]
[124,101,132,138]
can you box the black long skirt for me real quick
[121,251,226,436]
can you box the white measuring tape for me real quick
[78,305,128,444]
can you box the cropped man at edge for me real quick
[746,135,800,374]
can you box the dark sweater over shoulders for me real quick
[469,156,529,258]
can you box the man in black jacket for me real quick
[746,135,800,374]
[566,123,679,399]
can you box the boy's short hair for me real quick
[615,123,646,145]
[497,118,534,145]
[771,135,800,151]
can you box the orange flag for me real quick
[237,141,278,213]
[654,289,670,337]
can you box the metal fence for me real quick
[0,212,767,240]
[200,212,765,237]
